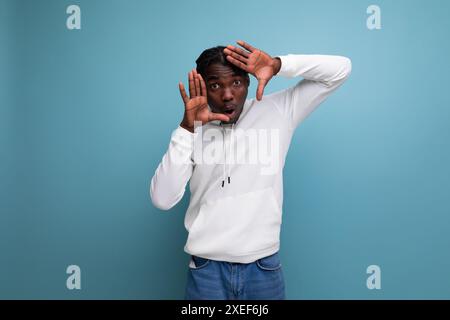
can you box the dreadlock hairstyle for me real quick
[195,46,250,84]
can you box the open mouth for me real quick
[223,105,236,117]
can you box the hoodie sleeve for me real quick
[268,54,352,130]
[150,126,194,210]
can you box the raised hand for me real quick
[224,40,281,101]
[179,69,230,132]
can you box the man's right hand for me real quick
[178,69,230,133]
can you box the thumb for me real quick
[208,112,230,123]
[256,79,267,101]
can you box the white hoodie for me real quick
[150,54,352,263]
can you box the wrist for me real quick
[271,57,282,75]
[180,120,194,133]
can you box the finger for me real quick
[256,79,268,101]
[224,48,248,64]
[188,71,195,98]
[178,82,189,105]
[193,70,201,96]
[197,73,207,97]
[225,55,248,71]
[237,40,256,53]
[208,112,230,123]
[225,45,250,58]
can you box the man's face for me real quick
[203,63,249,124]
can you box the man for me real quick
[150,40,352,300]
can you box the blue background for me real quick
[1,0,449,299]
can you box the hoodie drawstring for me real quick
[222,126,227,187]
[221,123,235,188]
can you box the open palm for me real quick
[224,40,279,101]
[179,69,230,132]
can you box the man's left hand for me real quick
[224,40,281,101]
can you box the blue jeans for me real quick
[185,252,285,300]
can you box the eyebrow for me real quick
[206,73,241,81]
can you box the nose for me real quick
[222,87,234,102]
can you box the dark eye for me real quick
[210,83,219,90]
[233,80,242,86]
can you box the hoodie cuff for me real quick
[171,126,195,152]
[276,54,306,78]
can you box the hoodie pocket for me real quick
[186,187,281,257]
